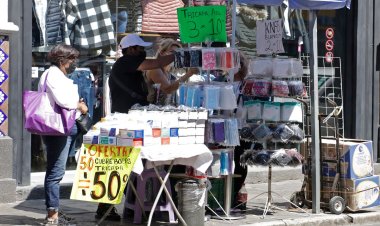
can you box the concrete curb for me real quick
[241,211,380,226]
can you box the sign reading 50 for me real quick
[71,145,140,205]
[177,5,227,43]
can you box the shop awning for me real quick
[237,0,351,10]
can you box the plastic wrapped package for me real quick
[270,149,293,166]
[202,48,216,70]
[174,50,185,68]
[190,49,202,67]
[203,85,220,109]
[220,151,229,175]
[272,124,294,143]
[219,85,237,109]
[252,79,272,97]
[179,84,187,105]
[252,124,272,141]
[183,49,191,67]
[272,58,303,78]
[225,48,234,69]
[207,151,221,177]
[245,100,263,120]
[281,102,303,122]
[224,118,240,146]
[215,48,226,70]
[285,148,304,166]
[249,58,273,78]
[272,80,290,97]
[262,102,281,122]
[288,124,305,142]
[212,119,226,143]
[288,80,304,97]
[242,79,255,95]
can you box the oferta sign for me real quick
[70,144,140,204]
[177,5,227,43]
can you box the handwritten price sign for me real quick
[70,144,140,204]
[256,19,285,55]
[177,5,227,43]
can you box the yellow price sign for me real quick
[70,144,140,204]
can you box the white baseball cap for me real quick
[119,34,152,49]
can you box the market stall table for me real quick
[124,144,213,226]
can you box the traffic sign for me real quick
[326,28,334,39]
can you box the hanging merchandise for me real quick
[272,80,290,97]
[281,102,303,123]
[224,118,240,146]
[219,85,238,109]
[65,0,115,49]
[272,58,303,79]
[252,124,273,141]
[272,124,295,143]
[190,49,203,67]
[252,79,272,97]
[248,58,273,78]
[246,100,263,120]
[285,148,304,166]
[288,124,305,142]
[203,86,221,109]
[262,102,281,122]
[288,80,305,97]
[141,0,184,33]
[269,149,293,166]
[202,48,217,70]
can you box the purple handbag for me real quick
[23,73,76,136]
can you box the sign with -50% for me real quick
[70,144,140,204]
[177,5,227,43]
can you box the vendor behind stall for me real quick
[109,34,175,113]
[98,34,175,220]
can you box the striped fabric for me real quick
[141,0,184,33]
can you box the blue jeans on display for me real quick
[69,70,94,117]
[111,11,128,33]
[42,123,78,212]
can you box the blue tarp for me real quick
[237,0,351,9]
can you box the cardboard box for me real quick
[116,137,143,147]
[305,175,380,211]
[100,136,116,145]
[118,129,144,139]
[196,119,207,128]
[100,127,118,136]
[170,128,179,137]
[161,128,170,138]
[342,175,380,211]
[161,137,170,145]
[83,135,99,144]
[152,128,161,137]
[195,127,205,136]
[321,139,374,179]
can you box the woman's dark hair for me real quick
[47,44,79,66]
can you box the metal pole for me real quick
[309,10,321,214]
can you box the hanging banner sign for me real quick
[70,144,140,204]
[177,5,227,43]
[256,19,285,55]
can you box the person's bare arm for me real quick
[147,68,199,94]
[138,54,174,71]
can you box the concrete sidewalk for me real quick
[3,171,380,226]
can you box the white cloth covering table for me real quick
[130,144,213,226]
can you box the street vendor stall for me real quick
[233,0,351,214]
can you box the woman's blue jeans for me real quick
[42,124,78,212]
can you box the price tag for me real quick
[70,144,140,204]
[177,5,227,43]
[256,19,285,55]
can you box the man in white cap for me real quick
[108,33,175,114]
[96,34,175,221]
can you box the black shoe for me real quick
[95,204,121,221]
